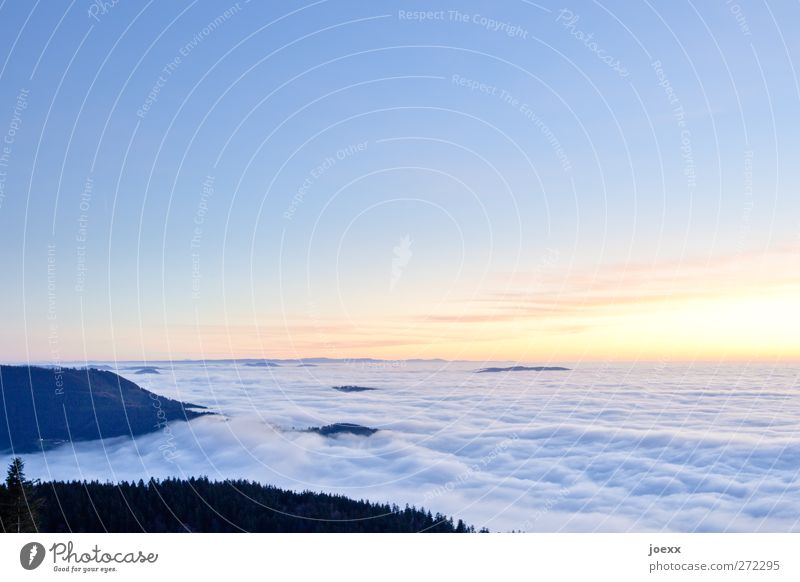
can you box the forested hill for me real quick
[29,478,478,533]
[0,365,210,453]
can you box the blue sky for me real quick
[0,1,798,361]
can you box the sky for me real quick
[0,0,798,363]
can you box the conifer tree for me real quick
[0,457,41,533]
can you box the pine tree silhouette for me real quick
[0,457,41,533]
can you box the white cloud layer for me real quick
[6,361,800,532]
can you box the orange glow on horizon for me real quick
[17,247,799,364]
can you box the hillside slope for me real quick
[0,365,210,453]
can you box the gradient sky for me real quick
[0,0,798,363]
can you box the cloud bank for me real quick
[6,361,799,532]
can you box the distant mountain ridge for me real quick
[0,365,211,453]
[475,366,570,373]
[70,357,450,365]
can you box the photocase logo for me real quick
[19,542,46,570]
[390,235,413,292]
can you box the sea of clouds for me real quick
[7,361,800,532]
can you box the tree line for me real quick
[0,458,483,533]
